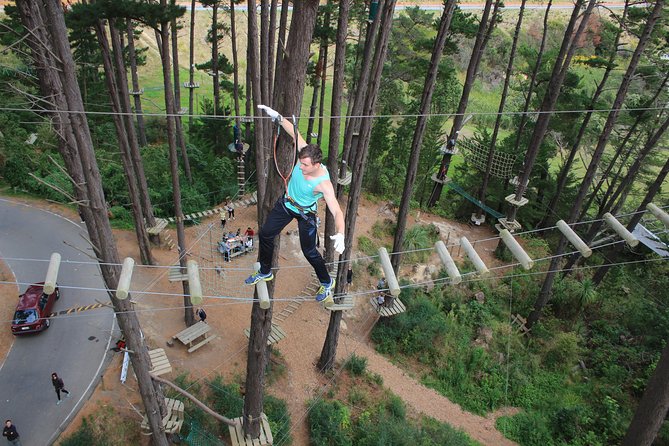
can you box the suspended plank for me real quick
[603,213,639,247]
[499,229,534,270]
[254,262,270,310]
[44,252,61,295]
[647,203,669,228]
[187,260,203,305]
[460,237,488,275]
[116,257,134,300]
[435,241,461,284]
[378,247,401,296]
[556,220,592,258]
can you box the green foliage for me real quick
[58,407,141,446]
[402,223,440,263]
[308,399,353,446]
[344,353,368,376]
[357,236,378,257]
[541,332,582,372]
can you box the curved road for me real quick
[0,198,115,445]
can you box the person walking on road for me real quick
[2,420,21,446]
[51,372,71,404]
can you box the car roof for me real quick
[17,283,46,310]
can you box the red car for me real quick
[11,283,59,335]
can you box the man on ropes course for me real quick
[244,105,346,305]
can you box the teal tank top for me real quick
[286,164,329,213]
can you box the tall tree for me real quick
[426,0,502,207]
[157,0,196,327]
[319,0,398,372]
[15,0,168,441]
[125,21,148,146]
[188,0,197,132]
[391,0,457,272]
[242,0,319,438]
[171,2,193,184]
[474,0,527,222]
[92,18,154,266]
[527,0,665,329]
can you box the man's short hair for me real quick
[298,144,323,164]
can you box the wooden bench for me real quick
[370,296,406,317]
[244,323,286,346]
[228,413,273,446]
[141,397,185,435]
[147,218,168,235]
[149,348,172,377]
[326,295,354,311]
[172,321,216,353]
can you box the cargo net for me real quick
[458,137,517,179]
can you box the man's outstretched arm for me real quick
[319,180,346,254]
[258,105,307,149]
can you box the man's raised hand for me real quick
[258,105,283,123]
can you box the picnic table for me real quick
[172,321,217,353]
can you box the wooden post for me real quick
[254,262,270,309]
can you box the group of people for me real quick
[375,277,395,308]
[218,227,255,262]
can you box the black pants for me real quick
[258,199,330,284]
[55,387,69,400]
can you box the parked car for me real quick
[11,282,59,335]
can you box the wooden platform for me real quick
[148,348,172,376]
[326,295,354,311]
[147,218,168,235]
[172,321,217,353]
[141,397,184,435]
[244,323,286,346]
[228,413,273,446]
[168,266,188,282]
[370,297,406,317]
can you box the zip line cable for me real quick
[2,205,664,272]
[0,250,666,326]
[2,104,669,123]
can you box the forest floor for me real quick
[0,194,518,446]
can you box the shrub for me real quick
[357,236,377,257]
[344,354,368,376]
[308,399,353,446]
[542,331,582,372]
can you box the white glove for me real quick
[330,233,345,254]
[258,105,283,123]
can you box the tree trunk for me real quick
[248,0,267,201]
[306,54,322,144]
[316,2,331,148]
[427,0,497,207]
[188,0,197,132]
[513,0,552,151]
[322,0,348,263]
[504,0,597,226]
[593,155,669,285]
[272,0,289,101]
[622,338,669,445]
[157,5,195,328]
[244,2,321,436]
[212,1,221,117]
[126,22,148,146]
[391,0,456,272]
[172,6,193,184]
[95,21,154,266]
[527,0,664,329]
[476,0,527,220]
[320,0,397,373]
[230,0,241,126]
[20,1,169,442]
[339,4,382,197]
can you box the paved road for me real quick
[0,198,115,445]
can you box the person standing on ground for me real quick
[245,105,346,305]
[346,266,353,293]
[51,372,71,405]
[197,307,207,323]
[2,420,21,446]
[220,210,227,229]
[227,203,235,220]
